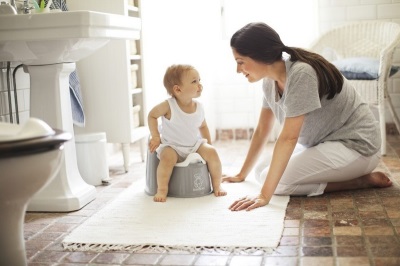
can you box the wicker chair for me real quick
[310,21,400,155]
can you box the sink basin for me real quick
[0,10,140,65]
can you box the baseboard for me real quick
[216,128,254,140]
[387,123,399,135]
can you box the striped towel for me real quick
[45,0,85,127]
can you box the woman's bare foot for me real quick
[366,171,393,188]
[213,187,227,197]
[154,189,168,202]
[325,171,392,193]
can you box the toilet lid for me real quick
[0,129,71,158]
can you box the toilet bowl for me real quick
[145,149,213,198]
[0,118,71,266]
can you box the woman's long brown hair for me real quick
[231,22,343,99]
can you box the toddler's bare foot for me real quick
[154,189,168,202]
[213,187,227,197]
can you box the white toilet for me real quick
[0,118,71,266]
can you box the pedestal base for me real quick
[24,63,96,212]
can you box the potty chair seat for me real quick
[145,149,213,198]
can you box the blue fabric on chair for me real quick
[333,57,400,80]
[45,0,85,126]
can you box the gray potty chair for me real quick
[145,149,213,198]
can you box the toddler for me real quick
[148,64,227,202]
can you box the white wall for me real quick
[141,0,221,141]
[317,0,400,124]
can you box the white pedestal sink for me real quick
[0,11,141,212]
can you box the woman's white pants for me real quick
[255,141,380,196]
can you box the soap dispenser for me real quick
[0,1,17,14]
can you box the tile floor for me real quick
[24,135,400,266]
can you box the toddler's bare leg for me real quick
[197,144,227,197]
[154,147,178,202]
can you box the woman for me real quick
[223,22,392,211]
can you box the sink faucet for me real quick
[20,0,34,14]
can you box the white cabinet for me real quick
[68,0,148,172]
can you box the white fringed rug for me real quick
[62,177,289,254]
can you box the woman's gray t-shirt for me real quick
[262,59,380,156]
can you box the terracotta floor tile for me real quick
[302,237,332,246]
[282,227,300,236]
[335,236,364,246]
[370,245,400,257]
[336,257,371,266]
[159,254,196,265]
[332,226,362,236]
[284,219,300,228]
[366,236,399,246]
[30,250,69,264]
[279,236,300,246]
[331,211,357,220]
[91,252,130,264]
[329,198,354,206]
[193,255,229,266]
[374,257,400,266]
[269,246,299,257]
[300,257,335,266]
[229,255,263,266]
[301,246,333,256]
[59,251,97,264]
[303,219,330,228]
[303,227,331,237]
[333,219,358,227]
[336,246,368,257]
[303,211,329,220]
[124,253,163,265]
[263,256,298,266]
[363,226,394,236]
[360,217,391,227]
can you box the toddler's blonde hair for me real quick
[163,64,196,96]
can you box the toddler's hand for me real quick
[149,136,161,152]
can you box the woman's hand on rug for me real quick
[222,173,245,183]
[229,194,268,211]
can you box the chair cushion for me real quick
[332,57,400,80]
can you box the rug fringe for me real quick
[62,242,274,254]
